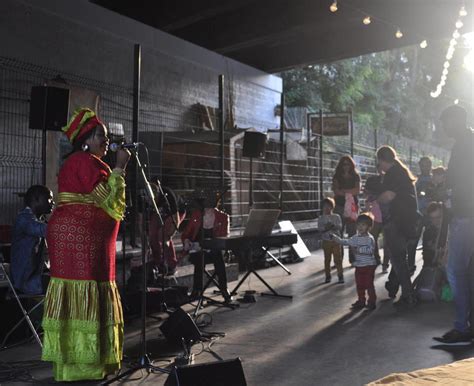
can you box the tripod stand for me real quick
[103,147,170,384]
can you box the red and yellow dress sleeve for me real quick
[57,152,126,221]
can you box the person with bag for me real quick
[332,156,361,264]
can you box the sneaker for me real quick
[393,295,417,308]
[351,300,366,309]
[338,275,344,284]
[366,303,376,310]
[433,329,472,345]
[324,276,331,284]
[385,282,397,299]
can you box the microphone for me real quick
[109,142,141,152]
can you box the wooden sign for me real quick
[310,113,350,136]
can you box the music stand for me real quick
[231,209,292,299]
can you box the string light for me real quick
[363,16,371,25]
[420,40,428,48]
[454,99,459,104]
[329,1,338,13]
[395,28,403,39]
[431,5,464,98]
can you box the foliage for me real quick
[281,37,473,144]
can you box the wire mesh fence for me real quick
[0,55,451,233]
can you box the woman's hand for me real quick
[115,149,131,170]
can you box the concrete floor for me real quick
[1,249,473,386]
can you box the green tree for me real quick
[281,38,473,143]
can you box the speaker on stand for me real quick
[242,130,266,209]
[29,86,70,184]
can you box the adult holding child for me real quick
[376,146,419,307]
[332,155,361,263]
[41,108,131,381]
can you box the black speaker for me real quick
[160,307,202,344]
[242,130,266,158]
[166,358,247,386]
[29,86,70,131]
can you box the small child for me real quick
[318,197,343,284]
[364,175,385,270]
[332,213,377,310]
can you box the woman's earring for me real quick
[81,143,89,152]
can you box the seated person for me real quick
[148,183,184,276]
[181,190,232,302]
[10,185,54,295]
[422,201,447,267]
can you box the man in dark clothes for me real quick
[10,185,54,294]
[434,105,474,345]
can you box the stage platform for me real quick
[1,249,473,386]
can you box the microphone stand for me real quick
[155,182,179,313]
[103,147,170,384]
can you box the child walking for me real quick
[318,198,344,284]
[332,213,377,310]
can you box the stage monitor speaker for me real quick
[242,130,266,158]
[166,358,247,386]
[29,86,70,131]
[160,307,202,344]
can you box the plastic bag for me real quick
[441,283,454,302]
[344,193,358,222]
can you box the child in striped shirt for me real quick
[331,213,377,310]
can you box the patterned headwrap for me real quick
[62,108,104,144]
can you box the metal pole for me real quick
[319,109,324,204]
[130,43,141,247]
[279,93,285,210]
[374,128,378,167]
[350,109,354,158]
[219,74,225,207]
[249,157,253,209]
[409,146,413,170]
[307,111,312,211]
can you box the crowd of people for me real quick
[6,104,473,381]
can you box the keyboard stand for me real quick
[231,249,292,299]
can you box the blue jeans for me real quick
[447,217,474,333]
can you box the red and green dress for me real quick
[42,151,125,382]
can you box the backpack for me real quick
[414,266,445,302]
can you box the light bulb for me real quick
[453,30,460,39]
[363,16,371,25]
[395,29,403,39]
[420,40,428,48]
[459,6,467,17]
[450,38,458,46]
[456,20,463,29]
[330,1,338,12]
[431,91,439,98]
[444,61,450,69]
[454,99,459,104]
